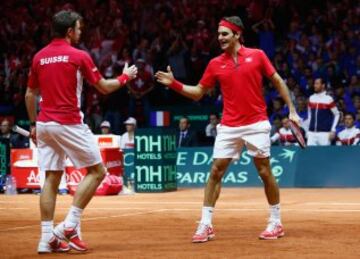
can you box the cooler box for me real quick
[11,166,40,189]
[11,149,40,188]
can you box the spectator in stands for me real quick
[167,32,188,83]
[202,112,220,146]
[333,85,354,113]
[271,117,298,146]
[307,78,340,146]
[177,116,198,147]
[348,75,360,96]
[269,97,288,123]
[205,113,219,138]
[270,115,282,145]
[116,47,132,71]
[0,119,12,139]
[84,92,103,132]
[127,59,154,125]
[336,113,360,146]
[295,96,309,128]
[99,120,121,148]
[1,0,359,136]
[120,117,136,149]
[132,38,149,62]
[355,108,360,127]
[0,118,29,148]
[252,18,275,59]
[100,120,111,135]
[352,94,360,113]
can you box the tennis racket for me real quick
[288,120,306,149]
[12,125,30,137]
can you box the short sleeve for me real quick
[260,50,276,78]
[199,60,217,89]
[27,59,39,89]
[80,52,102,85]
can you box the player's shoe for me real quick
[259,220,285,240]
[37,236,70,254]
[53,222,88,251]
[192,223,215,243]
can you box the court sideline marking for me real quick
[0,209,166,232]
[1,207,360,232]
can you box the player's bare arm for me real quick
[94,62,138,94]
[155,65,207,101]
[25,87,39,144]
[270,72,300,124]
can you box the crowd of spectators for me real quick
[0,0,359,139]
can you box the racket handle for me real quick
[12,125,30,137]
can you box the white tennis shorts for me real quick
[36,122,102,171]
[306,131,331,146]
[213,120,271,159]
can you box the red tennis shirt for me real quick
[28,39,102,124]
[200,46,276,126]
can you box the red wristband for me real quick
[169,79,184,92]
[117,74,130,86]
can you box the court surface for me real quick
[0,188,359,258]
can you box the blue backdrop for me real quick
[123,146,360,188]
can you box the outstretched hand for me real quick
[122,62,138,80]
[155,66,174,86]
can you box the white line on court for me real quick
[0,208,32,210]
[1,207,360,232]
[0,201,263,205]
[0,207,170,210]
[2,207,360,212]
[4,200,360,206]
[159,208,360,212]
[0,209,166,232]
[304,202,360,206]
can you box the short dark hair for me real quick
[344,113,355,120]
[180,116,190,122]
[223,16,245,31]
[52,10,82,38]
[209,112,219,119]
[314,77,325,85]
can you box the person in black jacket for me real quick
[177,116,198,147]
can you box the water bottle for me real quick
[11,176,17,195]
[119,176,135,195]
[127,177,135,194]
[5,175,17,195]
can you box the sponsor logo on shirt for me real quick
[221,64,227,68]
[40,55,69,65]
[245,57,252,63]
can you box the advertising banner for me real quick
[0,138,10,176]
[134,128,177,192]
[176,147,299,187]
[126,146,301,188]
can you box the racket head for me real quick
[288,120,306,149]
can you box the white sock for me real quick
[64,206,83,229]
[200,206,214,226]
[41,220,53,242]
[269,204,281,223]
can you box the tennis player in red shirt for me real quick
[25,10,137,253]
[156,16,300,242]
